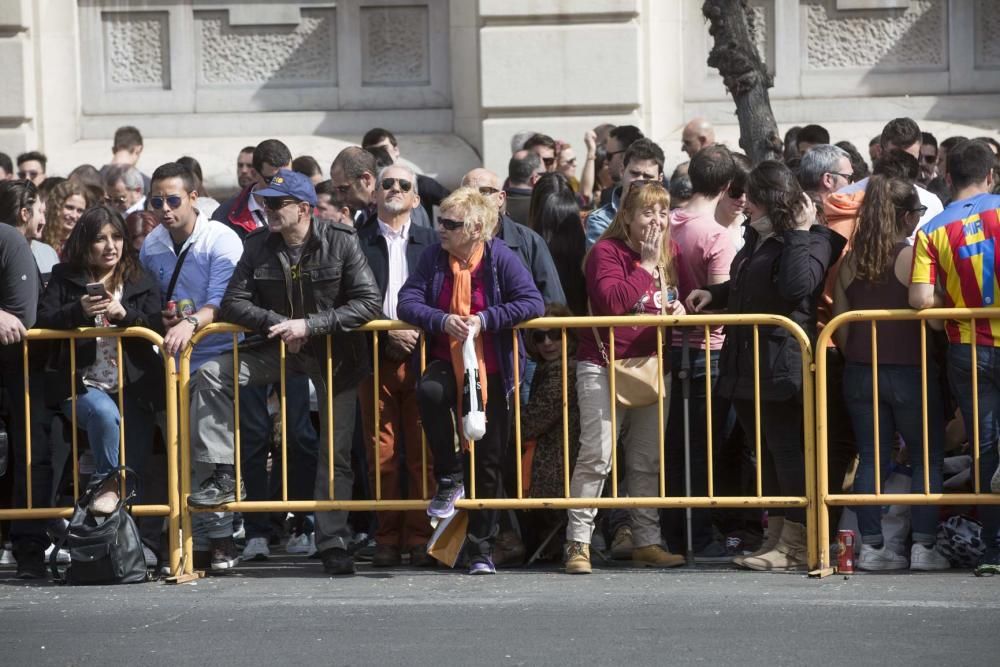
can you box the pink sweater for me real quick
[577,238,686,367]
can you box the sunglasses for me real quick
[264,197,299,210]
[380,177,412,192]
[727,187,744,199]
[606,149,626,159]
[829,171,855,183]
[104,195,129,206]
[17,170,40,179]
[542,157,556,166]
[149,195,184,210]
[921,154,938,164]
[532,329,559,344]
[478,186,500,196]
[437,217,465,231]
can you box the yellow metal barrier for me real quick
[0,327,181,575]
[815,308,1000,575]
[179,313,819,571]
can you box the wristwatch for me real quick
[183,315,200,331]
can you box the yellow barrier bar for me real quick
[280,339,289,502]
[419,335,428,500]
[825,493,1000,506]
[971,324,980,495]
[164,352,181,576]
[562,326,570,498]
[373,330,381,501]
[799,323,818,571]
[920,322,930,495]
[23,339,32,509]
[179,342,194,574]
[871,321,880,496]
[704,325,714,498]
[326,335,335,500]
[513,330,522,499]
[657,325,666,497]
[608,327,618,499]
[232,333,243,509]
[70,341,80,498]
[116,337,126,489]
[752,325,762,497]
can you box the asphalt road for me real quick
[1,557,997,667]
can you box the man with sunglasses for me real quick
[331,146,430,229]
[356,164,438,567]
[139,161,245,570]
[523,133,558,173]
[188,169,381,576]
[361,127,451,221]
[15,151,46,186]
[585,138,665,248]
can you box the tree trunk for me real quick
[702,0,782,164]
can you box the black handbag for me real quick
[50,469,150,585]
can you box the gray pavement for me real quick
[1,556,997,667]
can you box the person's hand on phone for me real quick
[105,298,127,322]
[81,294,110,318]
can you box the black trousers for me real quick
[732,397,807,525]
[417,361,509,558]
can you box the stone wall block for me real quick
[0,37,28,118]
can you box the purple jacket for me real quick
[397,238,544,404]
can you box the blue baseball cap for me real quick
[255,168,317,207]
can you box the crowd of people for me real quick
[1,115,999,580]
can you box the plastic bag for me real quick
[461,335,486,441]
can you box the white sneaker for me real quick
[0,542,14,565]
[44,543,71,565]
[910,543,950,571]
[242,536,270,561]
[857,544,908,571]
[286,532,315,555]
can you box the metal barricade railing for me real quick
[815,308,1000,575]
[179,313,819,571]
[0,327,181,574]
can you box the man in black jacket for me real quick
[186,169,382,575]
[356,164,438,567]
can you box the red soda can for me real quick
[837,529,855,574]
[165,300,177,317]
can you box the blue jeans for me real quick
[843,363,945,545]
[61,388,153,481]
[947,344,1000,550]
[239,374,319,540]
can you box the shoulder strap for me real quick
[589,264,666,364]
[165,245,192,303]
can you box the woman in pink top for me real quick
[564,181,687,574]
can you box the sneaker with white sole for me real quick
[286,532,315,555]
[857,544,908,571]
[910,543,950,571]
[242,536,270,561]
[0,542,14,565]
[44,542,71,565]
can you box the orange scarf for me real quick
[449,243,489,444]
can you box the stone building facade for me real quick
[0,0,997,191]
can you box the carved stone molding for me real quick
[102,11,170,89]
[360,5,430,86]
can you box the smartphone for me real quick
[85,282,109,299]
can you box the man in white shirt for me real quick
[356,164,439,567]
[837,117,943,238]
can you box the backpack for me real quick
[50,470,150,585]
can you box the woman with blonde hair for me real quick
[565,180,688,574]
[42,179,91,257]
[398,187,544,575]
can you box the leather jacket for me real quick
[221,216,382,393]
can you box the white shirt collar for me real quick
[377,218,410,240]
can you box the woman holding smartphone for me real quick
[38,205,164,514]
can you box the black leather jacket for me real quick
[221,217,382,393]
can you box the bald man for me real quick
[682,118,716,158]
[461,168,565,307]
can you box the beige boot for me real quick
[741,520,808,572]
[565,540,592,574]
[633,544,685,568]
[733,516,784,568]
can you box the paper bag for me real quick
[427,510,469,567]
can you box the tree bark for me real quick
[702,0,782,164]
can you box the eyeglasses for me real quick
[437,217,465,231]
[477,186,500,196]
[921,154,938,164]
[532,329,559,344]
[726,187,744,199]
[606,149,626,159]
[17,170,39,180]
[380,177,412,192]
[828,172,855,183]
[104,195,129,206]
[264,197,299,210]
[149,195,184,210]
